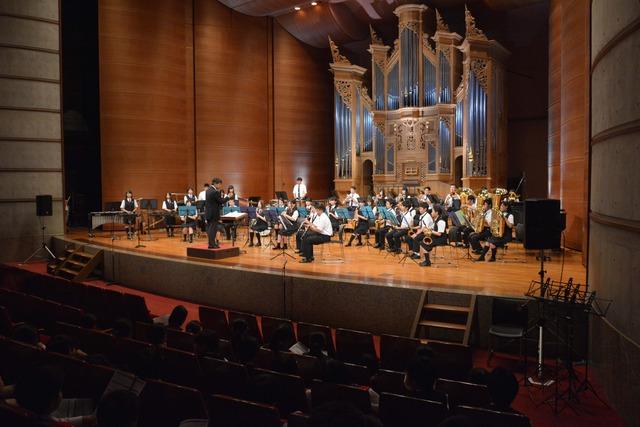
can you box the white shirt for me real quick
[184,194,197,204]
[400,211,413,229]
[198,190,207,200]
[444,193,459,208]
[293,183,307,200]
[434,218,447,233]
[346,192,360,207]
[505,213,514,226]
[313,212,333,236]
[419,212,434,229]
[483,209,493,227]
[120,198,138,210]
[162,200,177,211]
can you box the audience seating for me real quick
[199,357,249,398]
[208,394,281,427]
[372,369,406,395]
[0,305,16,336]
[344,361,372,386]
[0,402,41,427]
[379,392,448,427]
[159,347,201,388]
[55,321,115,356]
[428,341,473,381]
[380,333,420,371]
[198,305,230,339]
[166,327,196,352]
[228,310,262,343]
[287,412,310,427]
[335,328,376,365]
[251,367,308,414]
[139,379,207,427]
[455,405,531,427]
[435,378,491,408]
[310,379,372,413]
[297,321,335,355]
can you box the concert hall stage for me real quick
[52,230,586,340]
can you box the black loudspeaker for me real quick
[36,195,53,217]
[524,199,561,249]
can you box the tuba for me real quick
[472,208,485,232]
[490,207,505,238]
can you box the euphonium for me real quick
[472,208,485,232]
[490,207,505,238]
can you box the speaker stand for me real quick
[21,221,55,264]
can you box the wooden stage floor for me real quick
[66,228,586,298]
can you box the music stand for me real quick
[359,206,376,249]
[139,199,158,241]
[275,191,288,201]
[248,196,260,207]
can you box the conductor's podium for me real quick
[187,243,240,260]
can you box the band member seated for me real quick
[299,203,333,263]
[162,192,178,237]
[225,185,239,206]
[181,200,198,243]
[295,202,315,252]
[450,194,477,247]
[343,186,360,210]
[222,199,240,240]
[407,203,433,258]
[419,205,448,267]
[184,187,197,204]
[386,201,412,253]
[120,190,138,239]
[198,183,209,201]
[396,187,409,203]
[326,197,344,241]
[292,177,307,201]
[469,199,493,254]
[249,200,269,247]
[273,199,299,250]
[443,184,461,212]
[478,200,515,262]
[345,198,369,247]
[373,199,396,249]
[205,177,229,249]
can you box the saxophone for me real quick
[490,207,505,238]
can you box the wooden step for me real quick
[58,267,78,277]
[418,320,467,331]
[65,259,87,268]
[423,303,470,313]
[71,251,93,259]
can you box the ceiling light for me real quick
[294,6,301,10]
[311,1,318,5]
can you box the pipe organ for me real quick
[330,5,509,196]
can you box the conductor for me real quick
[205,177,229,249]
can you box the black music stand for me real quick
[275,191,288,201]
[139,199,158,241]
[105,202,122,241]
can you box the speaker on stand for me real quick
[22,195,56,263]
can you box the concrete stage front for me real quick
[52,231,586,341]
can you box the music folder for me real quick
[178,206,197,216]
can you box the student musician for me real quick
[184,188,197,204]
[407,203,433,259]
[181,200,198,243]
[222,199,240,240]
[198,183,209,201]
[162,192,178,237]
[292,177,307,201]
[386,201,412,253]
[345,198,369,247]
[120,190,138,239]
[295,202,315,253]
[225,185,239,206]
[273,199,299,250]
[327,197,344,241]
[478,200,515,262]
[443,184,460,212]
[419,205,448,267]
[373,199,395,249]
[249,200,269,247]
[469,198,493,254]
[396,187,409,203]
[456,194,477,247]
[299,203,333,263]
[344,186,360,210]
[374,188,386,205]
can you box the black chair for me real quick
[380,333,419,371]
[372,369,406,395]
[335,328,376,365]
[261,316,294,346]
[378,392,448,427]
[199,306,230,339]
[434,378,491,408]
[139,379,207,427]
[310,379,372,413]
[455,405,531,427]
[251,367,308,414]
[488,298,528,365]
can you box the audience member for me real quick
[309,402,382,427]
[194,329,221,359]
[486,367,519,412]
[185,320,203,335]
[232,334,259,365]
[305,331,329,358]
[322,358,350,385]
[167,305,188,331]
[111,319,132,339]
[268,324,297,374]
[12,323,45,349]
[96,390,140,427]
[78,313,97,330]
[47,335,87,359]
[403,356,447,405]
[469,367,489,385]
[146,324,166,347]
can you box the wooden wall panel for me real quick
[547,0,589,252]
[194,0,271,199]
[99,0,194,205]
[273,22,333,199]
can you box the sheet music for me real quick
[102,370,146,398]
[221,211,247,219]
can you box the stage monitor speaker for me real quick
[36,195,53,217]
[524,199,561,250]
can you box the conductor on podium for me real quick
[205,177,228,249]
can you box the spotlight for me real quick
[294,6,301,10]
[311,1,318,5]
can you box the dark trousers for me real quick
[469,227,491,251]
[375,226,390,246]
[409,232,425,253]
[488,234,512,248]
[420,235,448,252]
[301,232,330,259]
[206,220,220,247]
[386,229,408,250]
